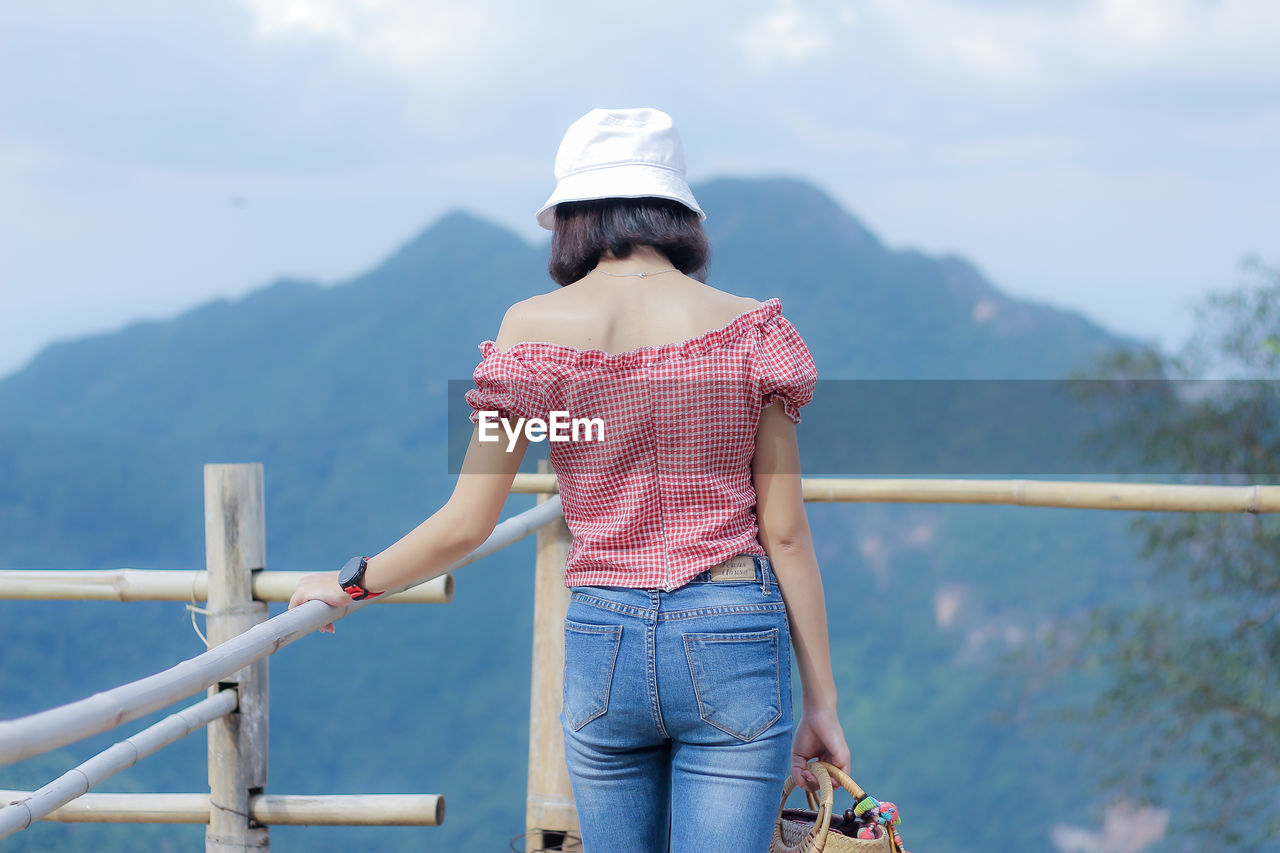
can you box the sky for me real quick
[1,0,1277,378]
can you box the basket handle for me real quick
[774,761,834,852]
[814,761,870,803]
[814,762,906,852]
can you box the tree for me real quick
[1045,258,1280,848]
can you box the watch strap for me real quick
[339,556,383,601]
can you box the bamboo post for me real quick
[526,460,579,852]
[204,464,270,852]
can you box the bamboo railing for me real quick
[0,569,452,603]
[509,473,1280,512]
[0,790,445,826]
[0,691,238,837]
[0,463,564,849]
[1,466,1276,851]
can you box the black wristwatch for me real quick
[338,556,382,601]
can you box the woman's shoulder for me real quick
[713,289,764,318]
[493,295,551,352]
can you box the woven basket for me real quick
[769,762,895,853]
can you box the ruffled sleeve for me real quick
[752,313,817,424]
[465,342,552,424]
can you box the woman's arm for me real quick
[289,306,534,625]
[287,426,530,624]
[752,400,850,790]
[362,425,531,594]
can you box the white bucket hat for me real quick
[535,107,706,230]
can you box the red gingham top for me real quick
[465,298,816,591]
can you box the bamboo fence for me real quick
[0,494,563,768]
[0,464,564,849]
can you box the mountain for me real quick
[0,178,1157,852]
[0,180,1129,440]
[697,178,1130,379]
[0,211,539,440]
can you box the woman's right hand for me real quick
[287,570,349,633]
[791,706,851,791]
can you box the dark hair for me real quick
[549,197,710,287]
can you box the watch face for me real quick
[338,555,365,586]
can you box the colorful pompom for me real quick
[853,795,880,817]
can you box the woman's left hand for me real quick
[287,571,349,633]
[791,706,851,792]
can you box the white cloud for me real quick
[234,0,522,83]
[860,0,1280,87]
[736,0,843,72]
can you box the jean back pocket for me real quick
[563,619,623,731]
[683,628,782,742]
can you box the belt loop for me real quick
[755,555,768,596]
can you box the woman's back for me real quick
[467,258,816,591]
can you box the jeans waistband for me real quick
[684,554,774,595]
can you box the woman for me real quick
[290,107,850,852]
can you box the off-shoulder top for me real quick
[465,297,816,591]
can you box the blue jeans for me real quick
[561,555,793,853]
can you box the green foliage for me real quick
[1044,259,1280,847]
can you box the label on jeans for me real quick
[709,556,756,581]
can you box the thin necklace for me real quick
[593,267,679,278]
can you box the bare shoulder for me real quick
[494,293,565,350]
[704,286,763,320]
[494,298,535,351]
[493,284,765,351]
